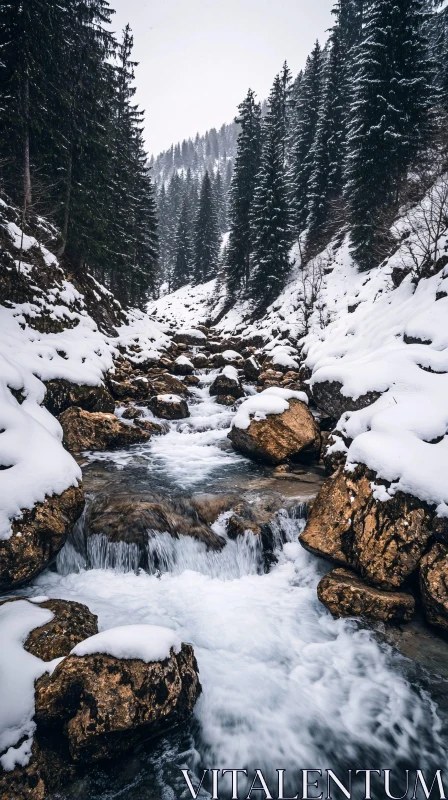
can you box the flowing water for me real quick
[27,369,448,799]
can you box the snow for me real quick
[147,280,227,330]
[177,327,207,340]
[157,394,183,403]
[0,600,54,770]
[175,355,194,367]
[71,624,181,662]
[221,365,239,381]
[149,177,448,513]
[0,208,172,539]
[222,349,242,361]
[232,387,309,430]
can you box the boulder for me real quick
[148,394,189,420]
[108,377,147,402]
[258,369,284,387]
[216,395,237,406]
[173,328,207,346]
[317,568,415,623]
[300,466,433,590]
[0,598,98,661]
[120,406,143,420]
[0,737,77,800]
[83,492,226,558]
[146,370,190,398]
[212,350,244,368]
[311,379,381,419]
[44,379,114,417]
[170,355,194,376]
[183,374,201,387]
[135,418,165,435]
[243,357,261,382]
[420,544,448,630]
[192,353,210,369]
[58,407,151,452]
[0,485,84,590]
[209,367,244,400]
[35,641,201,762]
[228,395,321,465]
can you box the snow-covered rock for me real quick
[35,629,201,763]
[148,394,189,420]
[229,388,320,465]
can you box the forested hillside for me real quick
[155,0,448,312]
[0,0,158,308]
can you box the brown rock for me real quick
[228,398,321,465]
[192,353,210,369]
[311,379,381,419]
[317,568,415,623]
[216,395,237,406]
[300,466,433,590]
[84,492,226,554]
[0,485,84,590]
[209,371,244,399]
[148,394,189,420]
[59,407,151,452]
[135,418,165,435]
[420,544,448,630]
[24,599,98,660]
[183,374,201,387]
[121,406,143,420]
[0,737,77,800]
[258,369,284,386]
[35,644,201,762]
[147,371,190,398]
[44,379,114,417]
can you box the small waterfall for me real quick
[56,503,309,580]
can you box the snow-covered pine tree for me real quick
[225,89,262,295]
[345,0,432,271]
[214,170,228,234]
[288,42,324,237]
[193,171,221,284]
[173,200,193,291]
[306,1,364,241]
[250,65,292,308]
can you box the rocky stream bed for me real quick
[2,331,448,800]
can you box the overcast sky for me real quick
[110,0,334,157]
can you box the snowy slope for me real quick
[0,202,171,539]
[151,179,448,514]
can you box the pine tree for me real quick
[214,170,228,233]
[288,42,324,236]
[346,0,432,270]
[173,200,193,290]
[0,0,66,214]
[193,171,220,284]
[225,89,262,295]
[250,65,292,308]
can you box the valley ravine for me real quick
[22,363,448,799]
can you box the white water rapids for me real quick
[31,370,446,797]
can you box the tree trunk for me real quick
[23,75,32,211]
[57,146,73,258]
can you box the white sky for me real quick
[110,0,334,157]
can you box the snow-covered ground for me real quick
[0,204,171,540]
[152,179,448,515]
